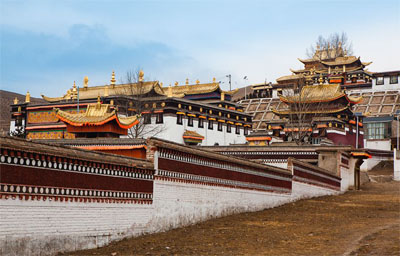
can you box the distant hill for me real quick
[0,90,45,133]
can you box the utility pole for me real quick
[226,74,231,91]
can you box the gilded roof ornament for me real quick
[139,70,144,82]
[196,79,200,84]
[72,81,77,92]
[83,76,89,88]
[319,74,324,85]
[13,97,19,104]
[213,77,216,83]
[25,91,31,103]
[186,78,189,85]
[175,81,179,86]
[110,71,116,86]
[96,95,101,109]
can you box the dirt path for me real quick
[64,181,400,256]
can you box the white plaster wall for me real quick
[340,166,352,191]
[372,75,399,91]
[264,162,288,169]
[394,149,400,181]
[0,199,153,256]
[360,155,393,172]
[144,115,246,146]
[291,181,340,201]
[364,139,391,151]
[149,179,292,232]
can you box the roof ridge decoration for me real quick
[54,101,139,129]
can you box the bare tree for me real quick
[281,76,323,145]
[306,32,353,60]
[118,68,165,139]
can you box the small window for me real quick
[390,75,398,84]
[244,126,248,136]
[15,117,23,126]
[227,124,231,133]
[376,77,384,85]
[198,118,204,128]
[177,114,183,125]
[144,114,151,124]
[156,113,163,124]
[217,122,222,131]
[235,126,240,134]
[188,116,193,127]
[208,120,213,130]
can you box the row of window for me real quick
[177,115,248,135]
[365,122,391,139]
[142,113,249,135]
[376,75,398,85]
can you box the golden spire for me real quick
[83,76,89,88]
[174,81,179,86]
[13,97,19,104]
[72,81,77,92]
[213,77,216,83]
[25,91,31,103]
[186,78,189,85]
[104,85,109,96]
[196,79,200,84]
[110,71,116,87]
[160,82,163,86]
[318,73,324,85]
[221,92,225,101]
[96,94,101,109]
[139,70,144,82]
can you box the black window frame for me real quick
[208,120,214,130]
[390,75,398,84]
[244,126,248,136]
[188,116,193,127]
[177,114,183,125]
[217,121,223,131]
[235,125,240,134]
[227,124,231,133]
[156,113,164,124]
[198,118,204,128]
[376,76,384,85]
[143,114,151,124]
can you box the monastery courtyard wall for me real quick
[2,136,343,255]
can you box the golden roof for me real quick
[183,130,204,140]
[280,84,362,104]
[321,56,360,66]
[162,82,238,98]
[42,81,163,102]
[272,105,350,115]
[276,74,304,82]
[55,101,139,128]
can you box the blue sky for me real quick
[1,0,399,97]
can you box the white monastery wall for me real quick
[148,179,292,233]
[291,181,340,201]
[364,139,391,151]
[0,199,153,256]
[146,115,246,146]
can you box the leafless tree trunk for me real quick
[282,77,323,145]
[117,68,166,139]
[306,32,353,60]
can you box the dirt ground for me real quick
[64,180,400,256]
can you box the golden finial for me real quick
[213,77,216,83]
[96,94,101,109]
[186,78,189,85]
[344,49,348,57]
[160,82,163,86]
[174,81,179,86]
[221,92,225,101]
[110,99,114,105]
[83,76,89,88]
[13,97,19,104]
[72,81,77,92]
[110,71,116,86]
[104,85,109,96]
[196,79,200,84]
[139,70,144,82]
[319,73,324,85]
[25,91,31,103]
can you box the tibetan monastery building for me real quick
[10,71,252,146]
